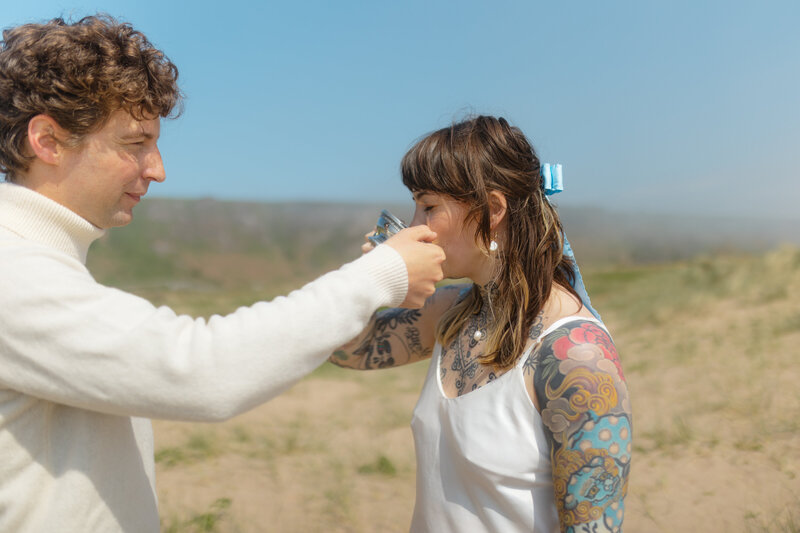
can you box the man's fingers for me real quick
[382,224,446,308]
[403,224,437,243]
[388,224,437,244]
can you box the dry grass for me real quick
[151,246,800,532]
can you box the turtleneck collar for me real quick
[0,181,106,264]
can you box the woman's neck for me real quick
[540,283,586,321]
[475,280,497,301]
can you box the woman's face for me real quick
[410,191,487,280]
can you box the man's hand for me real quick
[383,225,445,308]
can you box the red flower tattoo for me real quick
[552,322,625,381]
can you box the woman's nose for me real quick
[410,209,426,227]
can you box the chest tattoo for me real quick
[441,308,545,397]
[440,301,494,397]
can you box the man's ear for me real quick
[27,115,69,165]
[487,190,508,230]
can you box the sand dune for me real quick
[150,246,800,532]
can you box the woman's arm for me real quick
[525,320,632,532]
[330,284,468,370]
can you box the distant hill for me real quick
[87,197,798,291]
[88,199,399,291]
[557,204,799,265]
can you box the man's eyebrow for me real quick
[120,124,157,140]
[119,131,157,142]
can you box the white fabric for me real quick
[0,181,409,532]
[410,315,605,533]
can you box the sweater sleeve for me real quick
[0,243,407,421]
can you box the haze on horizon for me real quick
[2,1,798,221]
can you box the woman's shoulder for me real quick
[543,317,616,352]
[527,317,624,386]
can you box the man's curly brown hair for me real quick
[0,14,182,181]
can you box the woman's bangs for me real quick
[401,133,459,196]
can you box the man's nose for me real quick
[144,146,166,183]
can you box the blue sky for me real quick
[2,1,799,220]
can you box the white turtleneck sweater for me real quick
[0,182,408,532]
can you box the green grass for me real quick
[357,455,398,476]
[745,503,800,533]
[155,430,220,467]
[162,498,233,533]
[639,416,695,453]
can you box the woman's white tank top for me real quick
[409,316,604,532]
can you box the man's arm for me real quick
[525,320,632,533]
[0,231,441,422]
[330,284,466,370]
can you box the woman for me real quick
[331,116,631,533]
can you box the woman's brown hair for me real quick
[401,115,578,369]
[0,14,182,180]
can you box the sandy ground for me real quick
[153,249,800,532]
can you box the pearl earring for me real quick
[489,240,498,252]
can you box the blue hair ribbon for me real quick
[541,163,601,321]
[541,163,563,196]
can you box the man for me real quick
[0,15,445,532]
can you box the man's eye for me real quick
[423,206,434,212]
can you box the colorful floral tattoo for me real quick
[525,320,632,533]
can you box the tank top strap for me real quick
[536,315,606,343]
[515,315,608,369]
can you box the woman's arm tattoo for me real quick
[525,320,632,533]
[351,308,429,369]
[332,284,465,370]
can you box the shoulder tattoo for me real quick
[529,320,632,533]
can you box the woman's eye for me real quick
[423,205,434,213]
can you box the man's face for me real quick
[57,109,165,228]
